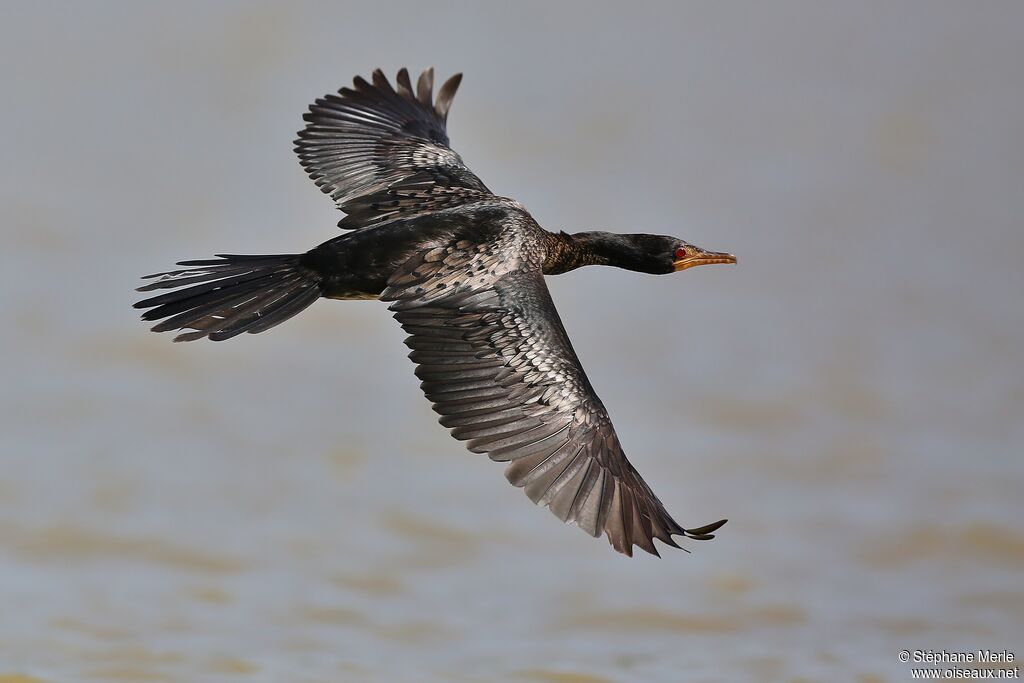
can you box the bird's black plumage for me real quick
[135,67,734,556]
[295,67,493,229]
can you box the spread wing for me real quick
[294,67,492,230]
[383,235,727,556]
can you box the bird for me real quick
[135,67,736,557]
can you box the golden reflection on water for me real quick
[184,585,234,606]
[206,657,259,676]
[859,522,1024,569]
[377,511,486,569]
[0,524,244,574]
[560,603,806,636]
[330,571,406,597]
[514,670,618,683]
[295,605,367,628]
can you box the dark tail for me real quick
[134,254,323,342]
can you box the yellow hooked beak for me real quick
[673,248,738,272]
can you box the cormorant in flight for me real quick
[136,68,735,556]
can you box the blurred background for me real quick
[1,2,1021,681]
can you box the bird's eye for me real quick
[674,247,688,260]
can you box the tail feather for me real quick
[135,254,322,342]
[142,272,291,325]
[148,274,302,336]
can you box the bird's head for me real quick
[568,232,736,275]
[667,238,738,274]
[547,231,736,276]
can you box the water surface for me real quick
[1,3,1021,681]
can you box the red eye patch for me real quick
[674,247,688,260]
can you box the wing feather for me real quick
[383,230,726,556]
[294,67,492,230]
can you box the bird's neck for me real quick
[542,231,634,275]
[540,229,651,272]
